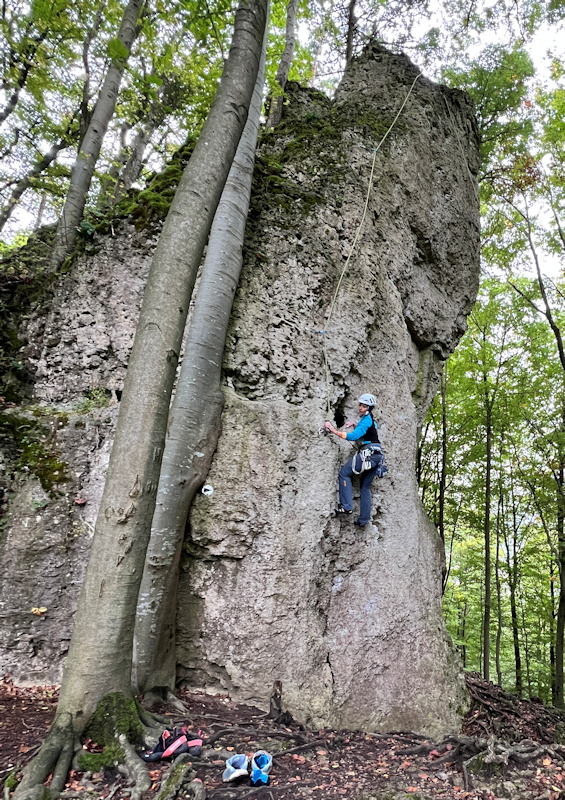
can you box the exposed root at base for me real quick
[11,697,162,800]
[13,713,75,800]
[396,731,565,790]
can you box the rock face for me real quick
[175,44,480,735]
[0,44,479,735]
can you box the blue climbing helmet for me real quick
[358,393,376,409]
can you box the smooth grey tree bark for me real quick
[14,2,268,797]
[266,0,297,129]
[49,0,144,272]
[133,21,268,696]
[0,134,73,234]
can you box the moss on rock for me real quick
[77,740,125,772]
[83,693,144,748]
[0,411,69,493]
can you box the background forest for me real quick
[1,0,565,711]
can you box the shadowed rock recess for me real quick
[176,44,480,735]
[0,44,479,734]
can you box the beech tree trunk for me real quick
[49,0,144,272]
[265,0,297,129]
[133,23,268,696]
[14,2,268,796]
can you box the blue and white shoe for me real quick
[250,750,273,786]
[222,754,249,782]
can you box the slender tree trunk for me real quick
[49,0,145,272]
[483,390,493,682]
[345,0,356,63]
[503,487,523,696]
[0,30,47,126]
[438,369,447,545]
[479,583,483,675]
[555,464,565,707]
[97,121,131,209]
[0,135,72,234]
[521,589,532,696]
[458,602,467,668]
[34,193,47,230]
[551,557,557,704]
[265,0,297,129]
[14,3,268,796]
[495,488,503,687]
[113,126,153,200]
[133,20,269,696]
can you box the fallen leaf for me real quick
[407,787,419,793]
[544,757,552,766]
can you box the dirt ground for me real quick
[2,674,565,799]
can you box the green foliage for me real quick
[423,275,565,701]
[74,388,110,414]
[107,36,130,63]
[442,45,535,173]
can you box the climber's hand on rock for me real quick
[344,420,355,429]
[324,421,335,433]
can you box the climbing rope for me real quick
[321,71,423,415]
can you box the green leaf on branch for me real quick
[107,37,130,63]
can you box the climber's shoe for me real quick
[335,505,352,516]
[250,750,273,786]
[186,737,203,757]
[354,519,368,527]
[222,754,249,782]
[142,728,203,761]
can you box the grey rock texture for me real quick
[0,43,479,736]
[22,224,155,404]
[175,44,480,735]
[0,407,117,683]
[0,225,152,683]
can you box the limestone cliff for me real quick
[176,44,480,735]
[0,43,480,735]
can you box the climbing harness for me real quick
[320,71,423,415]
[351,443,383,475]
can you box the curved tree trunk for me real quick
[14,2,268,796]
[133,22,268,696]
[0,134,73,235]
[49,0,144,272]
[266,0,296,129]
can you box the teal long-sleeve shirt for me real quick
[345,414,375,443]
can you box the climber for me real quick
[324,393,386,527]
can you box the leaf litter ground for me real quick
[3,674,565,799]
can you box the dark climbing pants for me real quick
[338,451,383,526]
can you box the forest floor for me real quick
[2,674,565,800]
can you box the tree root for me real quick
[178,780,206,800]
[12,697,160,800]
[117,734,151,800]
[154,753,195,800]
[393,730,565,792]
[13,713,76,800]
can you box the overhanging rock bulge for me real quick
[176,43,480,735]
